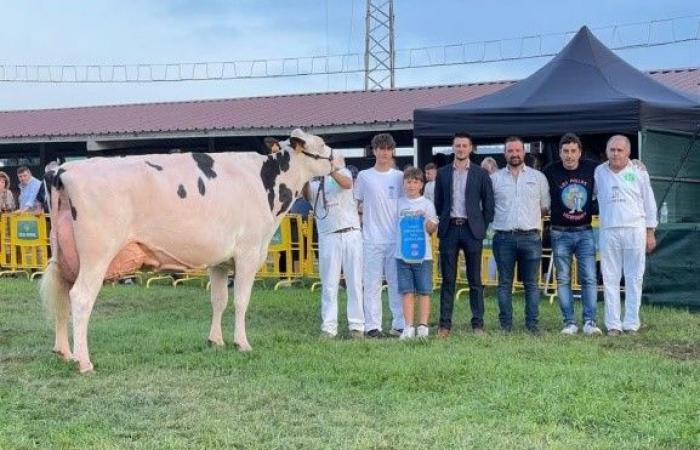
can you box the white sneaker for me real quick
[583,321,603,336]
[399,326,416,340]
[560,324,579,335]
[416,325,429,338]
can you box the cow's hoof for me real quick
[234,342,252,352]
[52,349,73,361]
[207,339,224,347]
[75,360,94,374]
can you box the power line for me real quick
[0,15,698,84]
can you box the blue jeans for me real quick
[396,259,433,295]
[493,231,542,330]
[551,229,597,326]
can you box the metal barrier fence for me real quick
[0,212,603,300]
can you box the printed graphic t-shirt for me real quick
[543,159,597,227]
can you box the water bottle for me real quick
[659,202,669,224]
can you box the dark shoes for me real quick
[365,329,382,338]
[437,327,451,338]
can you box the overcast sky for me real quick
[0,0,698,111]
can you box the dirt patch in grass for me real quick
[658,342,700,361]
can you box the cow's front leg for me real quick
[232,252,263,352]
[207,265,229,346]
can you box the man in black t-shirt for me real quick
[543,133,602,336]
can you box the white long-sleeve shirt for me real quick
[594,161,658,229]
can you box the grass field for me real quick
[1,278,698,449]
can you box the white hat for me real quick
[290,128,311,143]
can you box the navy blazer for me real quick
[434,163,495,240]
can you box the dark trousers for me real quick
[492,231,542,331]
[438,222,485,330]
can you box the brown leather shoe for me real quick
[437,327,451,338]
[473,328,486,337]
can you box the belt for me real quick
[550,225,592,232]
[332,227,357,234]
[495,229,539,235]
[449,218,468,226]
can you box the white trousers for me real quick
[363,242,404,332]
[599,227,646,331]
[319,230,364,335]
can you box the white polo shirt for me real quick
[594,161,658,229]
[491,165,550,231]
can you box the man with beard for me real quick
[491,137,550,334]
[433,132,494,337]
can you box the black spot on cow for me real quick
[177,184,187,199]
[52,168,66,190]
[276,183,293,216]
[260,151,293,211]
[146,161,163,171]
[192,153,217,179]
[69,199,78,220]
[43,172,55,197]
[261,155,280,211]
[276,150,291,172]
[198,177,206,196]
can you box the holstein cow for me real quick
[40,129,338,373]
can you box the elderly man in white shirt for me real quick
[594,135,657,336]
[491,136,550,333]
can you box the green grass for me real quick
[1,278,698,450]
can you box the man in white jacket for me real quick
[594,135,657,336]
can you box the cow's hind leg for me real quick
[207,265,229,346]
[232,249,266,352]
[70,264,110,374]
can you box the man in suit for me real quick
[434,132,495,336]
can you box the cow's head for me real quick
[283,129,339,177]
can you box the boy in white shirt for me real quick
[354,134,405,337]
[395,167,438,339]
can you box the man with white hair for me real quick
[594,135,657,336]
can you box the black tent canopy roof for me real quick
[413,26,700,138]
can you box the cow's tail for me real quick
[40,164,71,327]
[40,260,71,327]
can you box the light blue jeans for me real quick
[551,229,598,326]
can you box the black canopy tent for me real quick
[413,26,700,309]
[413,26,700,141]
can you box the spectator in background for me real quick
[0,171,16,212]
[423,163,437,202]
[480,157,499,176]
[480,157,499,284]
[16,166,42,213]
[354,133,404,338]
